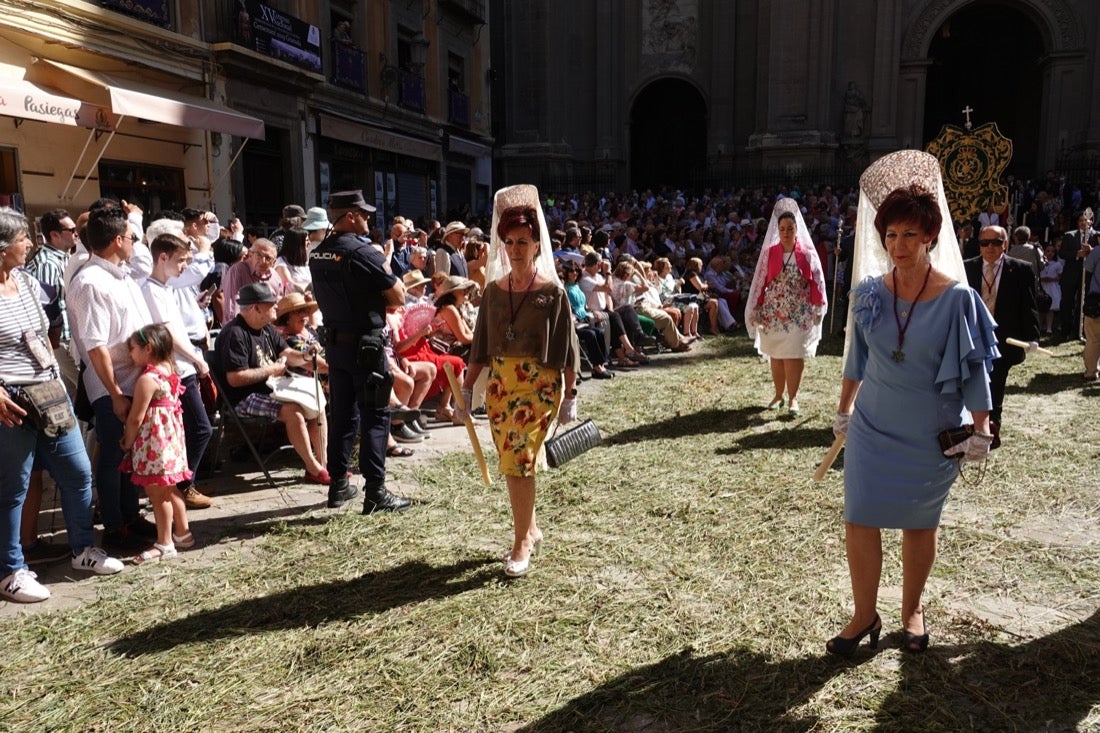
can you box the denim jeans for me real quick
[92,396,140,532]
[0,417,93,575]
[178,374,212,484]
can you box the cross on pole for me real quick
[962,105,974,131]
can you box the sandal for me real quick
[172,531,195,550]
[435,407,455,422]
[133,542,178,564]
[386,445,415,458]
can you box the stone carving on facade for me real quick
[841,81,870,164]
[641,0,697,73]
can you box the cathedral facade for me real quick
[489,0,1100,192]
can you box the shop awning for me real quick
[0,78,114,130]
[27,58,264,139]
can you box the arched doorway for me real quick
[630,78,707,190]
[923,1,1044,175]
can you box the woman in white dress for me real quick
[744,198,827,414]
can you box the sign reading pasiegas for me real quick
[233,0,321,74]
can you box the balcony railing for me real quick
[440,0,487,23]
[332,42,367,94]
[399,69,426,113]
[448,88,470,127]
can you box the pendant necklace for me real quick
[891,264,932,363]
[506,269,539,341]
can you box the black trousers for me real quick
[177,374,212,484]
[576,325,608,367]
[988,357,1014,428]
[326,343,390,488]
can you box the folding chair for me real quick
[204,350,294,489]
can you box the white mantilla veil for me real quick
[844,150,965,361]
[487,184,561,288]
[744,196,828,351]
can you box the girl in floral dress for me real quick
[122,324,193,563]
[744,199,828,414]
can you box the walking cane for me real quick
[829,227,842,334]
[443,362,492,486]
[813,434,845,481]
[313,351,327,464]
[1080,263,1088,342]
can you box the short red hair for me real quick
[496,206,540,241]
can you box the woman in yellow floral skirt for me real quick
[459,184,580,577]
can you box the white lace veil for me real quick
[744,197,828,348]
[844,149,964,361]
[486,184,561,288]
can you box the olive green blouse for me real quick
[469,280,581,372]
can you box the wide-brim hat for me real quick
[236,282,278,306]
[302,207,332,232]
[442,221,469,239]
[435,275,476,298]
[402,269,431,288]
[275,292,319,321]
[328,190,377,213]
[282,204,306,219]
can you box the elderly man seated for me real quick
[213,283,331,484]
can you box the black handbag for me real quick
[938,422,1001,453]
[1084,292,1100,319]
[545,418,602,468]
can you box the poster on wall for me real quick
[374,171,384,215]
[233,0,321,74]
[430,180,437,220]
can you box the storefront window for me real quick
[98,161,185,219]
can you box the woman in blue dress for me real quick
[828,151,998,656]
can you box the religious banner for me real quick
[925,110,1013,227]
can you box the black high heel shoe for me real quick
[903,611,929,653]
[826,613,882,656]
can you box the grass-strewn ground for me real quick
[2,332,1097,732]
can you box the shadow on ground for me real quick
[519,609,1100,732]
[108,557,498,656]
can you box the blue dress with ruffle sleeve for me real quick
[843,276,998,529]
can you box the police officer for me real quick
[309,190,412,513]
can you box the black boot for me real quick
[362,484,412,514]
[327,476,359,508]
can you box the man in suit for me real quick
[965,226,1040,429]
[1058,211,1096,339]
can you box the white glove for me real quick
[943,432,994,465]
[558,397,577,426]
[833,412,851,437]
[453,388,473,423]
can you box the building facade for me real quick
[0,0,492,232]
[490,0,1100,194]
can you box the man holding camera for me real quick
[310,191,411,513]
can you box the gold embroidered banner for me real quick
[925,122,1013,227]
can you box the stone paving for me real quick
[0,413,490,618]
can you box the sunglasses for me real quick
[978,238,1004,247]
[60,227,78,234]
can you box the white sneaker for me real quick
[71,547,124,575]
[0,568,51,602]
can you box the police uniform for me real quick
[309,191,410,512]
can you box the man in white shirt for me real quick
[66,207,154,551]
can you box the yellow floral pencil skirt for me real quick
[486,356,563,477]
